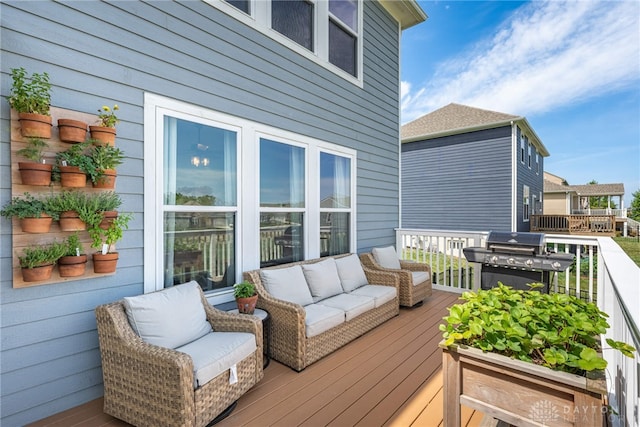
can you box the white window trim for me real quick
[523,184,530,222]
[144,93,357,300]
[208,0,364,86]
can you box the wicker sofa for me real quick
[95,281,263,427]
[360,246,432,307]
[243,253,400,371]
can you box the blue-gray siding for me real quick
[0,1,401,425]
[515,126,545,232]
[401,127,514,232]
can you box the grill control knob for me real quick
[525,259,534,267]
[491,255,499,264]
[551,261,562,270]
[507,257,515,265]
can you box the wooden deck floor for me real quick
[29,290,490,427]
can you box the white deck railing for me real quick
[572,208,627,217]
[396,228,639,426]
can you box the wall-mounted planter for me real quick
[57,119,88,143]
[58,255,88,277]
[59,165,87,188]
[19,113,52,138]
[93,169,116,189]
[59,210,87,231]
[18,162,52,186]
[21,264,55,282]
[93,252,118,273]
[21,215,53,233]
[99,210,118,230]
[89,126,116,146]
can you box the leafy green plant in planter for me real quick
[54,141,96,186]
[48,191,103,231]
[17,137,49,162]
[440,282,635,375]
[88,142,125,186]
[89,212,133,253]
[234,280,258,314]
[7,67,51,115]
[0,192,59,220]
[58,233,88,277]
[18,241,67,269]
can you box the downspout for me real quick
[511,121,517,231]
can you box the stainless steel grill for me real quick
[463,231,574,292]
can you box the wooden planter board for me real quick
[441,342,606,427]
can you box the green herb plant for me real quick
[54,141,96,179]
[233,281,256,298]
[88,143,124,184]
[8,67,52,115]
[440,282,635,375]
[64,233,85,257]
[0,192,59,220]
[17,137,49,163]
[96,104,119,128]
[48,191,103,227]
[18,241,66,268]
[88,212,132,253]
[93,191,122,212]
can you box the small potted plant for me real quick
[18,240,67,282]
[58,233,88,277]
[90,104,120,146]
[7,67,52,138]
[234,280,258,314]
[16,137,53,185]
[93,191,123,229]
[54,141,96,187]
[88,142,125,188]
[48,191,103,232]
[57,118,88,144]
[89,212,132,273]
[0,192,59,233]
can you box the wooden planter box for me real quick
[441,342,606,427]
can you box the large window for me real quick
[218,0,362,81]
[523,185,530,222]
[260,139,306,266]
[144,94,356,299]
[162,116,238,291]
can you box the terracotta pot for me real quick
[58,119,88,143]
[99,211,118,230]
[59,165,87,188]
[89,126,116,147]
[93,169,116,189]
[93,252,118,273]
[58,255,88,277]
[236,294,258,314]
[18,162,52,186]
[20,214,53,233]
[59,210,86,231]
[21,264,55,282]
[18,112,52,138]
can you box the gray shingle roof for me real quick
[544,180,572,193]
[544,180,625,196]
[401,103,520,140]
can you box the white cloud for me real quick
[401,1,640,123]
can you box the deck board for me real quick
[29,290,493,427]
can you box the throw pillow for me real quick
[335,254,369,292]
[372,246,401,269]
[302,258,344,301]
[260,265,314,306]
[123,280,212,349]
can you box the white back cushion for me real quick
[260,265,314,306]
[335,254,369,292]
[124,281,212,349]
[302,258,343,302]
[372,246,401,269]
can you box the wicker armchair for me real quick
[360,248,432,307]
[95,284,263,427]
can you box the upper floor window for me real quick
[520,133,525,163]
[535,153,540,174]
[219,0,362,81]
[523,185,530,221]
[527,143,532,168]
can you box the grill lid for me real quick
[486,231,545,255]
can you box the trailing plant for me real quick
[17,137,49,163]
[234,281,257,298]
[89,212,133,252]
[54,141,96,177]
[93,191,123,212]
[440,282,635,376]
[47,191,103,226]
[88,143,124,184]
[64,233,85,257]
[96,104,119,128]
[18,241,66,268]
[0,192,59,220]
[8,67,52,115]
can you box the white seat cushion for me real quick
[176,332,256,388]
[335,254,369,292]
[303,303,345,337]
[260,265,314,306]
[350,285,397,307]
[412,271,429,286]
[316,293,375,322]
[123,281,212,349]
[372,246,401,269]
[302,258,344,302]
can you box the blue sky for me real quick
[400,0,640,201]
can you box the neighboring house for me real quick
[543,172,625,215]
[0,1,426,425]
[401,103,549,233]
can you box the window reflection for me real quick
[164,212,235,290]
[260,213,304,267]
[272,0,313,50]
[321,212,349,256]
[260,139,305,208]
